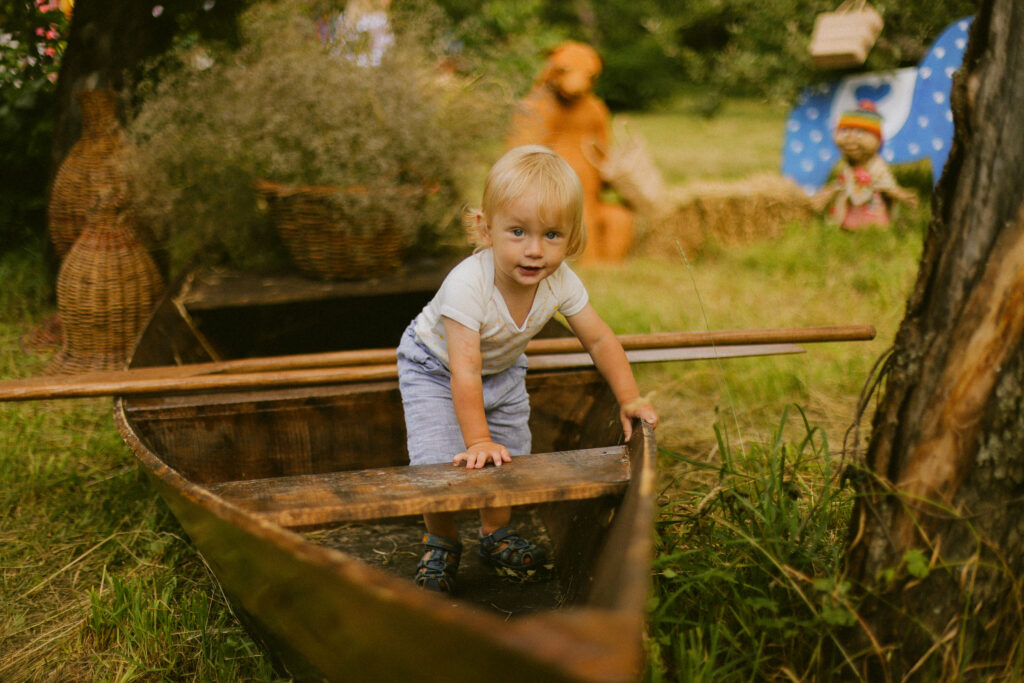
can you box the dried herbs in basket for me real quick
[121,0,505,279]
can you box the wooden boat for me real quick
[112,265,659,683]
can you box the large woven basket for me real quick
[47,188,164,374]
[256,180,409,280]
[48,89,126,259]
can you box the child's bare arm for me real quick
[443,317,512,468]
[565,304,658,440]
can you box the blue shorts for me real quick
[397,323,531,466]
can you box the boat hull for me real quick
[113,270,656,682]
[116,398,654,682]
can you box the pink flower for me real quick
[853,168,872,186]
[36,27,46,36]
[44,46,56,57]
[46,29,59,40]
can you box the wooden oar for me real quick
[220,323,873,372]
[527,324,875,355]
[115,324,877,376]
[0,324,874,402]
[530,342,805,369]
[0,363,399,401]
[0,342,811,402]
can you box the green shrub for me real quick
[122,0,507,275]
[0,1,68,249]
[434,0,978,109]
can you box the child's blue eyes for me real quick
[508,228,563,240]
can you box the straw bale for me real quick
[637,173,814,257]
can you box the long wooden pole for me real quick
[137,324,879,375]
[527,324,874,354]
[0,325,873,402]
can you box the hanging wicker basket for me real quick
[255,180,411,281]
[810,0,884,70]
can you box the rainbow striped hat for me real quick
[837,100,883,140]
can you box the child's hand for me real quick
[620,397,658,441]
[454,441,512,469]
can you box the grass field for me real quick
[0,94,927,681]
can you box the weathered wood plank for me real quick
[207,446,630,528]
[178,258,460,310]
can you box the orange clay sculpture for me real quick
[507,42,633,264]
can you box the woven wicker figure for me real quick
[507,42,633,264]
[48,187,164,374]
[48,89,126,259]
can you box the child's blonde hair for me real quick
[464,145,587,259]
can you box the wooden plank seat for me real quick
[207,446,631,529]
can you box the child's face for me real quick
[835,126,881,165]
[481,193,571,294]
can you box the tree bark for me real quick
[846,0,1024,679]
[50,0,246,177]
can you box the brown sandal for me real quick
[415,534,462,594]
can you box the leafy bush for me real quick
[0,1,68,249]
[434,0,978,110]
[430,0,567,97]
[121,0,507,275]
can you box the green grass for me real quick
[580,94,927,680]
[0,249,283,681]
[579,219,922,460]
[649,406,856,681]
[622,94,791,184]
[0,92,927,681]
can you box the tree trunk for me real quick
[50,0,246,178]
[845,0,1024,679]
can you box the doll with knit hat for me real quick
[812,100,918,230]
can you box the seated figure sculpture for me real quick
[812,100,918,230]
[507,41,633,263]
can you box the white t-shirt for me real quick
[413,249,589,374]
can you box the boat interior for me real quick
[122,265,636,615]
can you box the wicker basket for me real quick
[810,0,884,69]
[256,180,409,280]
[48,89,126,259]
[47,187,164,374]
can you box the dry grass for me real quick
[637,173,815,255]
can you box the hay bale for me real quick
[637,173,814,257]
